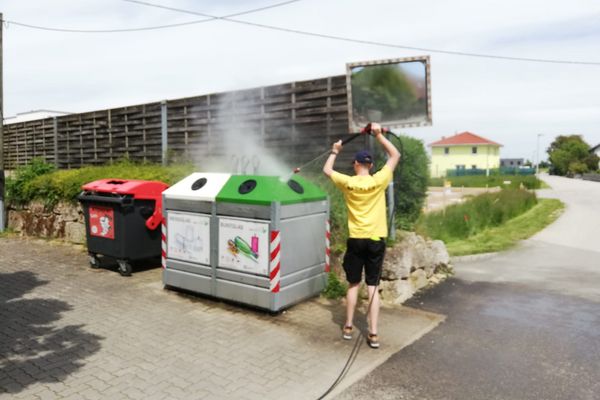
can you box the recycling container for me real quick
[78,179,169,276]
[161,172,231,295]
[215,175,329,311]
[162,172,329,312]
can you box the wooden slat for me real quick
[3,74,352,169]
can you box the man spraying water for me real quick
[322,122,400,349]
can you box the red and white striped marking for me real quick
[161,219,167,269]
[269,230,281,293]
[325,220,331,272]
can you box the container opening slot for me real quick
[287,180,304,194]
[238,179,257,194]
[191,177,208,191]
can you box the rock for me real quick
[65,222,86,244]
[380,279,415,304]
[382,232,421,280]
[55,201,82,222]
[410,269,429,290]
[379,231,453,305]
[381,247,412,280]
[7,210,25,233]
[36,214,65,238]
[429,240,450,275]
[28,200,50,215]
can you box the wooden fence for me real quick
[3,75,368,171]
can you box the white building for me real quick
[591,144,600,170]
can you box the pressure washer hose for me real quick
[291,133,363,175]
[316,268,383,400]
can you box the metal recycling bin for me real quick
[161,172,232,296]
[162,173,329,312]
[78,179,169,276]
[215,175,329,312]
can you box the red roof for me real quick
[429,132,502,147]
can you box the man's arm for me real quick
[371,123,400,170]
[323,139,343,177]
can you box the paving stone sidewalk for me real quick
[0,237,442,400]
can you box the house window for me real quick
[472,146,477,154]
[444,147,449,155]
[471,165,477,169]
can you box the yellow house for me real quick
[429,132,502,178]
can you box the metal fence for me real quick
[3,75,368,171]
[446,167,536,177]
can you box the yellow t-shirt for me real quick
[330,165,393,238]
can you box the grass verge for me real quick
[446,198,564,256]
[538,180,551,189]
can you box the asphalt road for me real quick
[337,175,600,400]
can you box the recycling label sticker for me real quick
[89,206,115,239]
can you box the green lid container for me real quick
[216,175,326,206]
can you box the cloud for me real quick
[2,0,600,160]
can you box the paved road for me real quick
[0,238,441,400]
[338,175,600,400]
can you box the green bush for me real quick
[389,134,429,229]
[6,158,56,205]
[322,271,348,299]
[308,173,349,252]
[415,189,537,242]
[6,160,195,206]
[429,174,542,189]
[371,134,429,230]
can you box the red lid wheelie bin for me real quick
[78,179,168,276]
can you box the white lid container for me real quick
[162,172,231,202]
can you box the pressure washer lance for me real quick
[290,124,394,176]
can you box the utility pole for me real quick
[536,133,543,175]
[0,12,5,232]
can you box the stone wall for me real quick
[379,232,452,304]
[7,201,86,244]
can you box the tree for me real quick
[374,134,429,230]
[547,135,599,176]
[351,66,424,122]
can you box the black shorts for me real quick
[343,238,386,286]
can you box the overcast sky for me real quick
[2,0,599,160]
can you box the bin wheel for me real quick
[89,254,101,269]
[117,260,132,277]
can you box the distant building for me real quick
[429,131,502,178]
[5,109,72,124]
[500,158,525,168]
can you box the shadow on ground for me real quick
[0,271,103,394]
[90,254,162,276]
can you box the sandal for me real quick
[367,333,380,349]
[342,325,353,340]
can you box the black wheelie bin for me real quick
[78,179,169,276]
